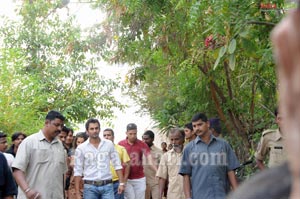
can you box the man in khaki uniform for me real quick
[142,130,163,199]
[255,108,287,170]
[156,128,185,199]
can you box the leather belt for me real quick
[84,179,112,186]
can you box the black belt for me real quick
[113,180,119,184]
[84,179,112,186]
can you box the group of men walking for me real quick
[0,108,287,199]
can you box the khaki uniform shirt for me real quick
[12,131,67,199]
[255,129,287,167]
[144,145,163,186]
[156,149,184,199]
[110,144,130,181]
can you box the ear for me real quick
[45,119,50,126]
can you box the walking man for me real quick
[142,130,163,199]
[179,112,240,199]
[74,118,125,199]
[12,110,67,199]
[119,123,157,199]
[156,128,185,199]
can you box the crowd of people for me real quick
[0,108,290,199]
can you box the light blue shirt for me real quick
[179,135,240,199]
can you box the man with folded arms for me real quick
[74,118,125,199]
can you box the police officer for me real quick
[255,108,287,170]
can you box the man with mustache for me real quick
[179,112,240,199]
[12,110,67,199]
[156,128,185,199]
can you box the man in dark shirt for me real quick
[0,152,17,199]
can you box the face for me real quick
[126,129,137,143]
[161,142,167,149]
[46,118,64,139]
[103,130,114,142]
[0,137,8,152]
[65,131,73,145]
[184,128,194,139]
[57,131,67,143]
[192,119,210,138]
[13,135,25,147]
[142,134,153,147]
[169,132,184,147]
[86,122,100,139]
[76,137,85,146]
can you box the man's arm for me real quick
[74,176,82,199]
[115,169,125,194]
[158,177,166,199]
[183,175,192,199]
[227,170,238,190]
[123,160,130,183]
[13,169,40,199]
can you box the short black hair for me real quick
[143,130,155,139]
[46,110,65,121]
[0,132,7,138]
[184,122,193,131]
[85,118,100,130]
[62,126,70,133]
[103,128,114,137]
[126,123,137,131]
[192,112,208,122]
[209,118,221,134]
[11,132,27,141]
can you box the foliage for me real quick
[89,0,294,161]
[0,0,124,136]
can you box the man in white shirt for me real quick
[74,118,125,199]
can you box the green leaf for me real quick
[239,31,248,38]
[213,56,221,70]
[219,46,227,58]
[228,39,236,54]
[229,54,236,70]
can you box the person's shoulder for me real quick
[262,129,277,137]
[152,145,162,152]
[118,139,126,145]
[215,137,230,145]
[115,144,126,151]
[137,139,147,146]
[77,139,89,149]
[0,152,5,160]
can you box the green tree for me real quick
[0,0,123,136]
[91,0,290,160]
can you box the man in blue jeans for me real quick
[74,118,126,199]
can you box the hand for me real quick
[26,189,41,199]
[118,184,125,194]
[271,7,300,199]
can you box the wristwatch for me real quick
[119,182,126,186]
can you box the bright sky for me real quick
[0,0,167,144]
